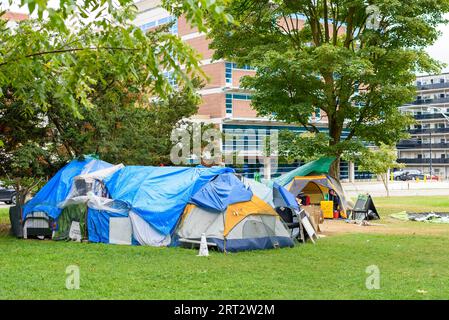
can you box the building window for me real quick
[441,78,445,84]
[225,94,233,114]
[225,93,252,115]
[140,16,178,34]
[225,62,233,84]
[224,62,254,85]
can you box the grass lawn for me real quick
[0,196,448,300]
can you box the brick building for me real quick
[134,0,364,180]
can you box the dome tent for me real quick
[176,173,294,252]
[270,158,353,215]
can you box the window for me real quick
[225,62,233,84]
[441,154,446,159]
[140,16,177,34]
[224,62,255,85]
[417,154,423,159]
[440,93,445,98]
[225,94,232,114]
[441,79,445,84]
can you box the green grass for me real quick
[0,196,449,300]
[372,195,449,216]
[0,208,9,224]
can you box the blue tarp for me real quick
[273,183,299,210]
[87,199,129,244]
[103,166,234,235]
[23,157,113,220]
[190,173,252,212]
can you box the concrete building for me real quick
[134,1,365,180]
[398,73,449,179]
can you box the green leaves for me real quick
[208,0,449,174]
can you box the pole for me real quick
[429,130,432,176]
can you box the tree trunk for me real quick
[328,116,343,180]
[329,156,340,179]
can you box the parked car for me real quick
[394,169,422,181]
[0,183,16,205]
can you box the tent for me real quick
[286,175,352,214]
[176,173,294,252]
[102,166,234,237]
[242,177,275,207]
[268,157,336,187]
[23,157,114,221]
[271,158,353,215]
[177,197,293,252]
[83,166,235,246]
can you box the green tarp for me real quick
[53,204,87,240]
[266,157,336,187]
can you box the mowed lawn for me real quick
[0,195,448,300]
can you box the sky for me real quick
[3,3,449,73]
[425,14,449,73]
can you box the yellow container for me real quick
[320,201,334,219]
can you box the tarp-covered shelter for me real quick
[22,160,294,251]
[102,166,234,236]
[23,157,114,220]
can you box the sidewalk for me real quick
[342,180,449,197]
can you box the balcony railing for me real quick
[408,127,449,134]
[397,142,449,149]
[413,113,448,120]
[398,158,449,164]
[417,82,449,91]
[412,97,449,105]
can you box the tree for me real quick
[48,79,203,165]
[0,92,64,205]
[0,0,220,202]
[208,0,449,178]
[355,144,404,197]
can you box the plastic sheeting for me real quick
[273,183,299,210]
[242,178,274,207]
[103,166,234,236]
[190,173,252,212]
[23,157,113,220]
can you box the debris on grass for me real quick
[391,211,449,224]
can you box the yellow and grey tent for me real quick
[285,174,352,214]
[270,157,353,215]
[176,195,294,252]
